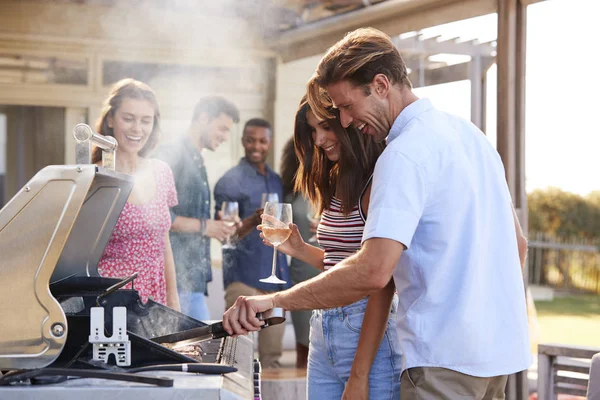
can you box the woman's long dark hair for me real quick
[280,137,299,199]
[294,95,385,216]
[92,78,161,163]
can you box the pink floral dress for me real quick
[98,159,178,304]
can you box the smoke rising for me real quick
[85,1,282,310]
[1,0,289,314]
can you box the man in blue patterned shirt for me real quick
[155,96,239,321]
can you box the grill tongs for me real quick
[150,308,286,349]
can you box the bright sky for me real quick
[412,0,599,196]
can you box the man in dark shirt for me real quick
[214,118,290,368]
[154,96,239,321]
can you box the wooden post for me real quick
[497,0,517,197]
[470,55,484,130]
[515,0,528,240]
[498,1,529,399]
[481,70,487,134]
[537,353,554,400]
[497,0,527,221]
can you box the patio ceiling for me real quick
[270,0,546,62]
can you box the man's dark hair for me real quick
[242,118,273,137]
[191,95,240,123]
[243,118,272,135]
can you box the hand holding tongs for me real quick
[150,308,286,349]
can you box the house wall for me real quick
[0,0,279,263]
[0,1,282,325]
[273,54,323,171]
[0,0,277,195]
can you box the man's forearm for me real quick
[171,216,202,233]
[222,239,402,336]
[272,250,382,311]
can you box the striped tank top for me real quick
[317,196,367,270]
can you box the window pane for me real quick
[102,60,264,93]
[0,54,88,86]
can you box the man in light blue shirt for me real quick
[223,27,531,399]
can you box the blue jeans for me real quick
[179,291,211,321]
[307,296,402,400]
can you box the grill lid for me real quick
[0,164,132,369]
[51,167,133,283]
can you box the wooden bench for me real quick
[537,343,600,399]
[589,353,600,400]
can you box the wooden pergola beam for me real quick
[274,0,497,62]
[272,0,546,63]
[410,62,468,88]
[394,34,496,56]
[407,56,495,88]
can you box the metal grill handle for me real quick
[73,123,118,170]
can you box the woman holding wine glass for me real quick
[258,94,402,399]
[259,201,292,285]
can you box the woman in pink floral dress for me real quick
[94,78,180,310]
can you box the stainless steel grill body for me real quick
[0,163,257,399]
[0,165,100,369]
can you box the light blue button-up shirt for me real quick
[363,98,532,377]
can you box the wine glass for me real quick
[261,192,279,207]
[221,201,239,250]
[259,202,292,285]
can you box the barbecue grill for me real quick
[0,124,282,398]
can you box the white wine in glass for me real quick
[259,202,292,285]
[221,201,239,250]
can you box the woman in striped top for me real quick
[259,96,402,399]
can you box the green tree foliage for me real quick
[588,191,600,208]
[528,188,600,238]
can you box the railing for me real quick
[537,343,600,399]
[527,232,600,293]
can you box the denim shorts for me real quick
[307,296,402,400]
